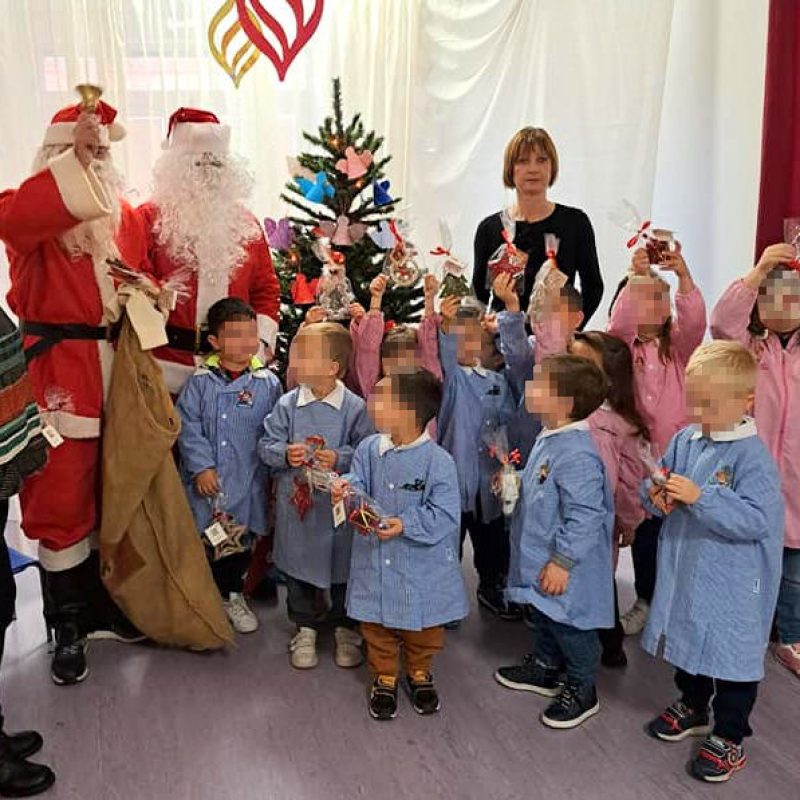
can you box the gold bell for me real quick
[75,83,103,110]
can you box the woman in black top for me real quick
[472,127,603,323]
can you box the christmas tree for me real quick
[267,78,424,376]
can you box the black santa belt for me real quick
[164,324,212,355]
[21,321,120,362]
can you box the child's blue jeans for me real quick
[776,547,800,645]
[529,606,600,687]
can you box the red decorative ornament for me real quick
[292,274,319,305]
[348,502,382,536]
[290,476,313,520]
[236,0,325,82]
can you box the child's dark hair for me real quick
[608,275,673,362]
[206,297,256,336]
[747,268,800,336]
[380,325,417,362]
[569,331,650,439]
[559,284,582,313]
[541,354,607,421]
[388,369,442,429]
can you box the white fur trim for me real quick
[158,358,199,396]
[48,149,113,221]
[40,409,101,439]
[163,123,231,154]
[38,537,91,572]
[257,313,278,351]
[43,121,125,147]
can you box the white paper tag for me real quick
[332,500,346,528]
[161,288,178,311]
[41,424,64,448]
[204,521,229,547]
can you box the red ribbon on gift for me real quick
[384,320,396,333]
[488,445,521,466]
[388,220,404,248]
[501,228,520,255]
[429,245,451,257]
[627,220,651,249]
[788,258,800,273]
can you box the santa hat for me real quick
[162,107,231,154]
[43,100,126,147]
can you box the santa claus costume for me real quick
[138,108,280,395]
[0,98,148,686]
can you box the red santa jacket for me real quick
[1,149,149,439]
[137,201,280,395]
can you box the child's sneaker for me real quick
[620,598,649,636]
[540,681,599,729]
[405,671,441,715]
[223,593,259,634]
[690,736,747,783]
[494,654,563,697]
[774,642,800,678]
[369,676,398,720]
[334,626,363,668]
[289,626,318,669]
[647,700,711,741]
[477,585,522,621]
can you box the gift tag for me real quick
[204,521,229,547]
[332,500,346,528]
[41,424,64,448]
[160,288,178,311]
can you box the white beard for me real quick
[33,145,123,262]
[150,151,260,285]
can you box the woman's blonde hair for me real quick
[685,341,757,397]
[503,127,559,189]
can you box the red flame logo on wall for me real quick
[209,0,325,86]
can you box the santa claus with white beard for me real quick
[0,94,148,688]
[138,108,280,395]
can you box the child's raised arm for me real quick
[607,250,648,347]
[437,296,460,377]
[661,244,706,361]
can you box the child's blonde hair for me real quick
[685,341,757,397]
[294,322,352,378]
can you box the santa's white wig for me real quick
[150,149,260,283]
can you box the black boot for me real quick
[0,743,55,798]
[0,733,42,762]
[44,566,89,686]
[83,552,145,644]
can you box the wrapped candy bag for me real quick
[383,219,422,287]
[202,492,249,560]
[340,485,389,536]
[609,200,674,266]
[527,234,567,324]
[483,427,522,516]
[486,210,529,298]
[784,218,800,271]
[637,438,670,487]
[313,238,355,320]
[431,220,472,299]
[289,435,340,520]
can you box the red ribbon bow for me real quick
[488,445,521,466]
[384,320,396,333]
[429,245,451,257]
[626,220,651,249]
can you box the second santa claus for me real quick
[138,108,280,395]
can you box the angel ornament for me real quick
[431,220,471,299]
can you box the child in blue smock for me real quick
[333,370,467,721]
[496,354,613,730]
[437,296,517,618]
[176,298,281,634]
[641,341,783,784]
[259,322,373,670]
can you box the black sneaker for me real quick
[477,586,522,621]
[405,672,441,715]
[51,622,88,686]
[690,736,747,783]
[444,620,461,631]
[494,654,563,697]
[0,753,56,798]
[522,605,537,630]
[647,700,711,742]
[369,677,398,721]
[0,731,43,761]
[87,604,146,644]
[541,681,600,729]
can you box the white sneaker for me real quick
[620,598,650,636]
[334,626,364,668]
[290,627,318,669]
[223,593,259,634]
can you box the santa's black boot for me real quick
[44,565,89,686]
[0,746,55,798]
[83,551,145,644]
